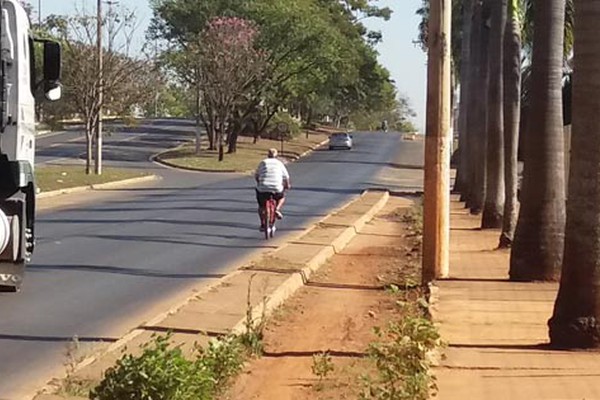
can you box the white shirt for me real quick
[255,158,290,193]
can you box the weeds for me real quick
[402,203,423,238]
[89,274,271,399]
[312,352,335,391]
[360,288,444,400]
[91,333,245,400]
[57,336,96,397]
[239,273,268,356]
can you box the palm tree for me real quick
[467,0,491,215]
[549,0,600,349]
[465,0,483,209]
[482,0,507,228]
[509,0,566,281]
[455,0,473,199]
[499,0,522,247]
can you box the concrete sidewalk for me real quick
[433,198,600,400]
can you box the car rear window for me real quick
[332,133,349,138]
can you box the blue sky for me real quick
[41,0,427,130]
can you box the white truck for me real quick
[0,0,61,291]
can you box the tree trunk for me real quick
[548,0,600,348]
[455,0,474,197]
[469,0,492,215]
[499,0,522,247]
[195,89,202,154]
[201,104,217,151]
[218,119,225,162]
[465,0,483,208]
[195,116,203,155]
[482,0,507,228]
[228,119,240,154]
[208,121,216,151]
[509,0,566,281]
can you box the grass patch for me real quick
[158,133,328,172]
[36,165,150,192]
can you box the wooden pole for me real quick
[422,0,451,284]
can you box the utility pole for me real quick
[422,0,451,284]
[38,0,41,27]
[95,0,103,175]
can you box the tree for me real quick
[197,17,267,161]
[454,0,473,196]
[499,0,522,247]
[509,0,566,281]
[482,0,507,228]
[468,0,492,214]
[45,10,156,174]
[548,0,600,349]
[149,0,247,152]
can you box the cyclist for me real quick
[255,148,291,231]
[381,120,389,133]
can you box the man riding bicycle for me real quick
[255,148,291,231]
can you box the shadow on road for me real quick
[28,264,228,279]
[0,334,118,343]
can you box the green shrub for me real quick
[90,334,245,400]
[361,315,442,400]
[197,336,245,391]
[265,112,302,140]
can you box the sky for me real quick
[40,0,427,130]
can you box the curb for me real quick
[231,190,390,335]
[37,175,161,199]
[151,137,330,174]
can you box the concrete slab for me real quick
[151,271,289,334]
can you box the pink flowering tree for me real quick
[198,17,268,161]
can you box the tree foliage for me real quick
[149,0,413,160]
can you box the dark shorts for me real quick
[256,189,284,207]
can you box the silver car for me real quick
[328,133,353,150]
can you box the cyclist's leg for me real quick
[274,192,285,218]
[256,190,268,229]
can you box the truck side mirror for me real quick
[43,41,61,101]
[43,41,61,82]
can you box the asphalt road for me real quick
[35,119,195,168]
[0,122,423,398]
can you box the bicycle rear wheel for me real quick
[264,205,271,240]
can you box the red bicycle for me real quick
[260,194,277,240]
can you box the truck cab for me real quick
[0,0,61,291]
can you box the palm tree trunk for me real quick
[499,0,522,247]
[455,0,474,198]
[469,0,492,215]
[549,0,600,349]
[482,0,507,228]
[465,0,483,209]
[509,0,566,281]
